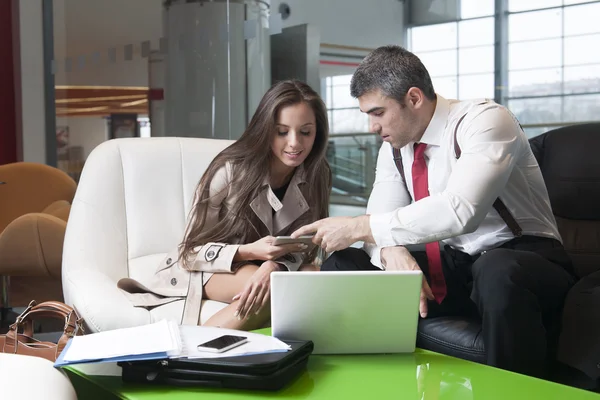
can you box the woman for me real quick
[119,80,331,331]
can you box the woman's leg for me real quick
[202,264,270,330]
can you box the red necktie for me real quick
[412,143,447,304]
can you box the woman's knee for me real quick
[204,263,258,302]
[234,263,260,279]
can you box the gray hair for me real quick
[350,45,436,104]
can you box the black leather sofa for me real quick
[416,123,600,392]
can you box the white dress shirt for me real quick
[364,94,561,269]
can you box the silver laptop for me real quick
[270,270,422,355]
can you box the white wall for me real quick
[271,0,405,49]
[56,116,107,159]
[53,0,163,87]
[52,0,404,86]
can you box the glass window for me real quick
[432,76,458,99]
[331,74,353,86]
[458,17,495,47]
[564,0,597,5]
[331,84,359,108]
[410,17,495,101]
[509,68,562,96]
[563,93,600,123]
[508,38,562,70]
[564,3,600,36]
[507,96,563,124]
[419,50,458,77]
[460,0,495,19]
[523,126,557,139]
[459,73,495,99]
[564,34,600,65]
[564,64,600,93]
[508,0,561,12]
[331,109,369,134]
[459,46,494,74]
[508,9,562,42]
[410,23,457,52]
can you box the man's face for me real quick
[358,89,421,149]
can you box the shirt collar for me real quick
[418,94,449,146]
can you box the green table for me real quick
[63,329,599,400]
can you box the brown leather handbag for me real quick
[0,300,85,362]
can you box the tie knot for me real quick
[414,142,427,159]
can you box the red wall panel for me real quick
[0,0,19,165]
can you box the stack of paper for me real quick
[55,319,182,367]
[177,325,291,359]
[54,319,291,367]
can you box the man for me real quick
[292,45,575,379]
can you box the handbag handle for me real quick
[3,300,85,359]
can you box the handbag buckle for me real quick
[14,300,36,325]
[64,312,86,337]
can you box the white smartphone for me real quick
[196,334,248,353]
[272,235,315,246]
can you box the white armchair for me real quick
[62,137,233,333]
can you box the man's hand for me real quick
[381,246,434,318]
[291,216,374,252]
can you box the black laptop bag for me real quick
[118,339,314,391]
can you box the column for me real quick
[12,0,56,166]
[162,0,271,140]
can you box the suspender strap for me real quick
[392,147,405,183]
[390,110,522,237]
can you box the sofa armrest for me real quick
[0,353,77,399]
[63,268,151,333]
[43,200,71,222]
[0,213,66,278]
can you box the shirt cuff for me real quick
[370,247,385,270]
[369,211,398,248]
[362,242,384,270]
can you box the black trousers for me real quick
[321,236,576,379]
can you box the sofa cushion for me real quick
[417,316,485,364]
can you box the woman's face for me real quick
[270,102,317,173]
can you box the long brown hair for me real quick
[179,79,331,267]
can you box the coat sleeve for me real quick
[177,164,240,273]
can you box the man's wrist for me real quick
[353,215,375,244]
[380,245,406,266]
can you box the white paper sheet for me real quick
[63,319,181,362]
[176,325,291,359]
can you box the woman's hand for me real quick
[236,235,307,262]
[232,260,281,319]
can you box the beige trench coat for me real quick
[117,162,317,325]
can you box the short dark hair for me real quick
[350,45,436,103]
